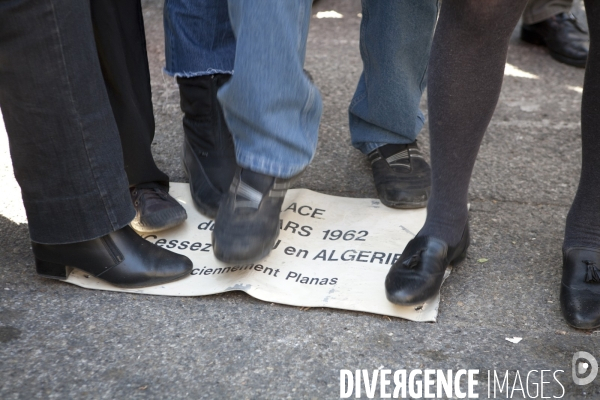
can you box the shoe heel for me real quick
[35,258,71,280]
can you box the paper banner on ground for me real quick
[65,183,448,322]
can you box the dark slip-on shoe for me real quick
[385,225,469,306]
[561,247,600,329]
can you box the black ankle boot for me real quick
[32,226,193,288]
[178,74,238,219]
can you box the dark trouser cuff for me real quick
[26,186,135,245]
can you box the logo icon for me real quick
[572,351,598,385]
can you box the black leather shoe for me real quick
[560,247,600,329]
[130,186,187,233]
[212,167,298,263]
[178,74,238,219]
[521,13,589,68]
[385,226,469,305]
[368,142,430,209]
[32,226,193,288]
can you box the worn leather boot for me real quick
[368,141,431,209]
[33,226,193,288]
[212,167,299,264]
[178,74,238,219]
[521,12,589,68]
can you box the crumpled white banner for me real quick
[65,183,449,322]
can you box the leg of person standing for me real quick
[163,0,237,219]
[384,0,529,305]
[90,0,188,233]
[0,0,191,287]
[560,0,600,329]
[521,0,588,67]
[212,0,322,263]
[349,0,439,209]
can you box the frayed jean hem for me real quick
[236,150,310,179]
[163,67,233,78]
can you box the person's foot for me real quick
[178,74,238,219]
[32,226,193,288]
[560,247,600,329]
[130,187,187,233]
[212,167,297,263]
[385,225,469,305]
[521,12,589,68]
[368,142,430,209]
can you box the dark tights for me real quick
[564,0,600,249]
[421,0,540,245]
[424,0,600,250]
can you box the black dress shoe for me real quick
[130,186,187,233]
[368,142,430,209]
[212,167,298,263]
[521,13,589,68]
[560,247,600,329]
[385,226,469,306]
[32,226,193,288]
[178,74,238,219]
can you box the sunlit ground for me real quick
[0,111,27,224]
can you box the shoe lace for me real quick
[131,188,168,207]
[402,249,425,269]
[583,260,600,283]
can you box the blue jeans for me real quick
[164,0,236,77]
[350,0,439,154]
[165,0,321,178]
[163,0,438,175]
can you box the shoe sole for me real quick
[548,51,586,68]
[35,258,192,288]
[380,198,428,209]
[130,207,188,233]
[379,188,430,209]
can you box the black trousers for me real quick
[0,0,138,244]
[91,0,169,190]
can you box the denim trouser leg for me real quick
[0,0,134,244]
[163,0,235,76]
[218,0,322,178]
[350,0,439,155]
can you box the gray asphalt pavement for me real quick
[1,0,599,399]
